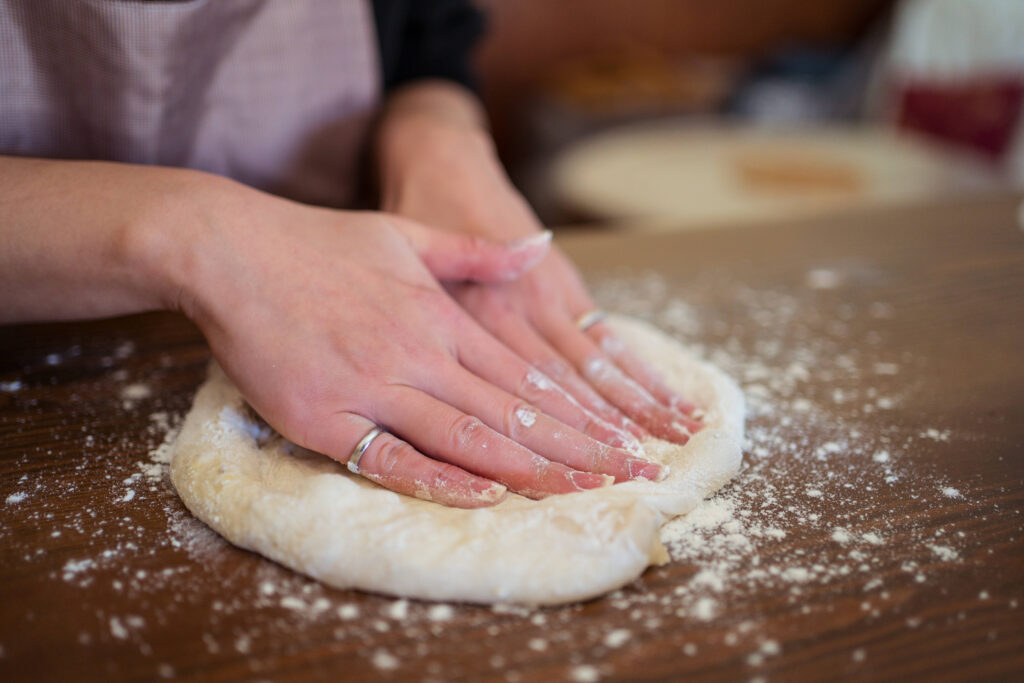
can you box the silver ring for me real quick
[348,426,384,475]
[575,309,606,332]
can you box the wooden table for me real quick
[2,193,1022,682]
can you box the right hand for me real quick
[171,188,664,508]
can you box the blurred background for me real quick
[470,0,1024,230]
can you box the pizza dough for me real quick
[169,316,745,605]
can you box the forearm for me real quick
[0,157,228,323]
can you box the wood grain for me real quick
[1,193,1022,682]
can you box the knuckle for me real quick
[503,398,535,438]
[367,436,408,478]
[446,414,486,452]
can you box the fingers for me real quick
[379,387,619,498]
[453,311,643,452]
[540,318,702,443]
[586,320,698,415]
[394,217,552,283]
[312,412,507,509]
[457,293,648,442]
[431,360,666,484]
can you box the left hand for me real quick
[377,83,702,445]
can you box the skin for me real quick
[377,82,704,443]
[0,155,663,509]
[0,80,700,509]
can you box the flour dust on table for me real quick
[168,316,745,605]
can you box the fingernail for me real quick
[507,231,552,250]
[690,408,706,421]
[473,480,508,503]
[628,459,667,482]
[569,470,615,491]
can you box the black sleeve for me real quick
[370,0,487,94]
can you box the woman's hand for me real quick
[0,157,663,510]
[157,184,665,508]
[377,83,703,445]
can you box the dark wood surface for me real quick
[2,194,1022,682]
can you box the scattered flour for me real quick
[120,383,152,409]
[427,604,454,622]
[806,269,842,290]
[386,599,409,620]
[692,597,717,621]
[3,271,988,682]
[570,664,601,682]
[921,428,951,441]
[109,617,128,640]
[280,597,306,611]
[831,528,853,544]
[589,270,983,660]
[603,629,631,648]
[927,544,959,562]
[371,649,399,671]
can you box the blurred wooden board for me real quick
[550,123,1001,229]
[1,193,1022,681]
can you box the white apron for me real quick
[0,0,382,207]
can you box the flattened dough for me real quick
[169,316,745,605]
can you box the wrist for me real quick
[379,109,494,198]
[379,109,542,242]
[124,168,249,321]
[375,81,545,243]
[377,81,494,206]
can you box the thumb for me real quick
[396,220,553,283]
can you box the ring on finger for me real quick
[348,425,385,475]
[575,309,607,332]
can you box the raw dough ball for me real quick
[169,316,745,605]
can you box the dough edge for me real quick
[169,315,745,605]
